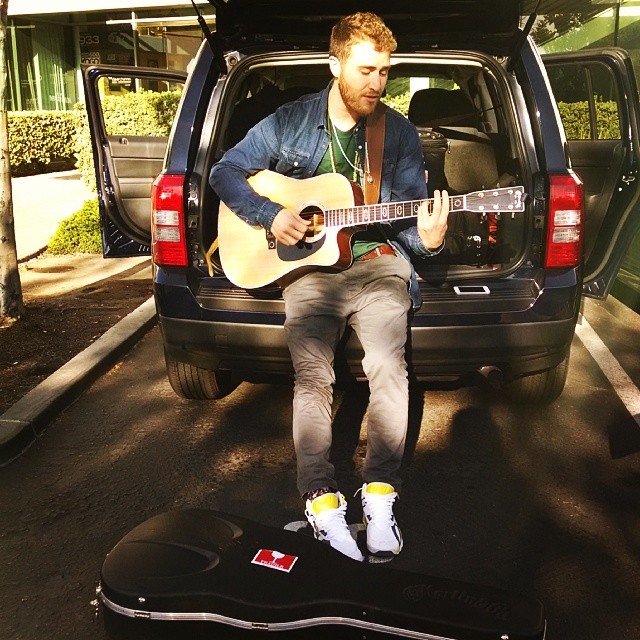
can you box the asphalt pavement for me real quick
[0,170,156,463]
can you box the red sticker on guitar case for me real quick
[251,549,298,573]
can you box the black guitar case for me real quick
[98,509,546,640]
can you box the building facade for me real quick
[6,0,213,111]
[5,1,640,113]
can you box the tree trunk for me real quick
[0,0,23,321]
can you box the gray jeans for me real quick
[283,254,412,497]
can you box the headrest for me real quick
[226,85,315,148]
[408,88,480,128]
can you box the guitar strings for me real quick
[328,195,456,227]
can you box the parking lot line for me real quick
[575,315,640,427]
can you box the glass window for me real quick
[97,75,183,138]
[590,62,621,140]
[79,26,135,66]
[7,19,77,111]
[532,2,640,102]
[78,21,205,74]
[547,62,621,140]
[33,23,77,110]
[7,23,38,110]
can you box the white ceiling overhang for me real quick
[8,0,211,17]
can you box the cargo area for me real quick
[199,51,530,289]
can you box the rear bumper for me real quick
[156,267,580,381]
[160,314,576,381]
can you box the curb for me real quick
[0,296,157,466]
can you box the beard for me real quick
[338,75,379,118]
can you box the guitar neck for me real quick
[325,196,459,229]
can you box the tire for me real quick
[502,354,570,405]
[165,355,236,400]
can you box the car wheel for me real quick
[165,355,236,400]
[503,354,569,405]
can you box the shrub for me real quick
[9,111,79,176]
[73,106,96,193]
[47,199,102,255]
[556,100,620,139]
[100,89,181,136]
[383,90,411,116]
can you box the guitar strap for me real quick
[364,102,386,205]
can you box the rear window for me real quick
[221,57,512,159]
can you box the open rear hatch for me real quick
[206,0,523,54]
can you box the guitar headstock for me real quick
[462,186,526,213]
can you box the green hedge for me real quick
[557,100,620,140]
[100,89,181,136]
[9,111,79,176]
[47,198,101,255]
[382,90,411,116]
[9,93,618,184]
[384,93,621,141]
[7,89,181,183]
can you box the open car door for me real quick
[543,48,640,299]
[82,65,187,257]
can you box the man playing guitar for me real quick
[210,12,449,562]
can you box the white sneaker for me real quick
[360,482,403,557]
[305,492,364,562]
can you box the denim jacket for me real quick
[209,83,442,308]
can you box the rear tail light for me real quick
[151,173,188,267]
[544,173,585,269]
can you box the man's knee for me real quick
[362,351,408,384]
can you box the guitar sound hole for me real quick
[300,205,325,242]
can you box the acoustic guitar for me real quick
[218,170,525,289]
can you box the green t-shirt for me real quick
[317,123,359,180]
[316,120,385,260]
